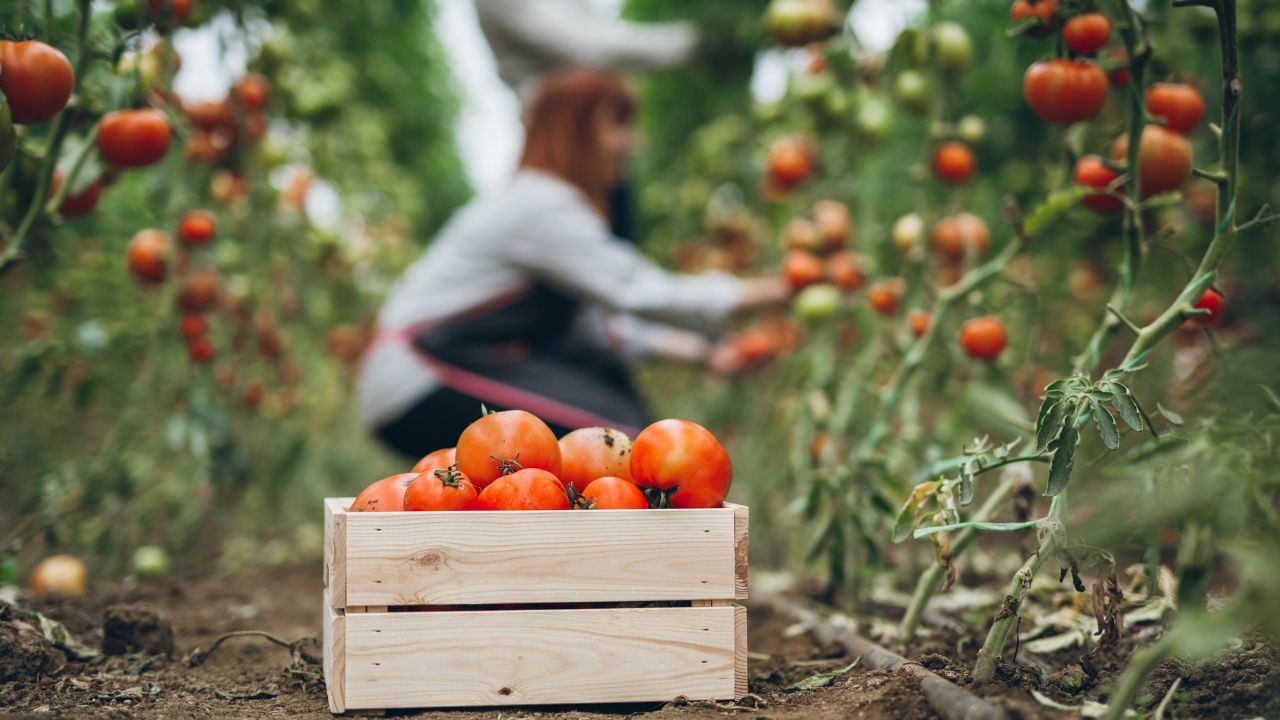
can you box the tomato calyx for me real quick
[566,483,594,510]
[492,454,524,477]
[642,486,675,509]
[433,464,467,489]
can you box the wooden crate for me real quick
[323,497,749,713]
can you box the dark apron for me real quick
[375,284,651,459]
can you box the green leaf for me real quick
[785,659,861,692]
[892,500,917,543]
[1108,383,1144,432]
[1036,399,1067,453]
[1046,408,1081,496]
[1043,378,1073,399]
[958,473,975,506]
[1092,400,1120,450]
[1025,186,1091,237]
[1156,403,1184,425]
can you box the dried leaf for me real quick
[784,658,861,692]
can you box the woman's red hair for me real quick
[518,69,635,218]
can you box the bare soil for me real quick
[0,563,1275,719]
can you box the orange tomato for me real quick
[178,209,218,247]
[783,250,825,291]
[473,468,569,511]
[933,141,976,184]
[931,213,990,263]
[411,447,457,474]
[127,229,170,285]
[959,316,1008,362]
[629,419,732,509]
[1110,125,1193,198]
[907,309,932,338]
[1146,83,1205,135]
[404,466,478,512]
[350,473,418,512]
[558,427,633,494]
[826,251,864,293]
[456,410,562,489]
[580,476,648,510]
[867,278,905,316]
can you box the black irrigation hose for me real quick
[756,593,1009,720]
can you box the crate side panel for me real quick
[344,508,737,605]
[322,589,346,713]
[325,498,348,610]
[343,606,738,709]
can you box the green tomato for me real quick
[113,0,142,29]
[792,71,833,103]
[794,283,842,322]
[821,86,848,118]
[895,70,929,114]
[932,22,973,74]
[856,94,891,141]
[0,99,13,173]
[957,115,987,145]
[132,545,171,579]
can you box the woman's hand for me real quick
[735,276,791,313]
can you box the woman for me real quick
[358,70,786,458]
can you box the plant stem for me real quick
[44,122,100,215]
[0,0,93,278]
[1101,633,1175,720]
[900,469,1025,642]
[973,520,1058,682]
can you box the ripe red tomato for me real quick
[812,199,852,248]
[243,381,265,408]
[126,229,169,285]
[767,137,813,188]
[456,410,562,489]
[1074,155,1124,214]
[629,419,732,509]
[350,473,418,512]
[907,309,932,338]
[179,313,206,338]
[1193,288,1224,324]
[1110,125,1193,198]
[580,476,648,510]
[49,170,103,218]
[411,447,456,474]
[234,73,271,111]
[933,141,976,184]
[187,336,215,364]
[473,468,569,511]
[867,278,905,316]
[1145,83,1205,135]
[404,466,478,512]
[1107,47,1130,88]
[145,0,193,24]
[1010,0,1059,36]
[826,251,864,293]
[1023,59,1108,125]
[183,99,231,131]
[177,269,221,313]
[558,427,633,493]
[0,41,74,124]
[959,316,1008,362]
[931,213,990,263]
[178,209,218,247]
[783,250,825,291]
[730,327,779,366]
[99,109,172,168]
[1062,13,1111,54]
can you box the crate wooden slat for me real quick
[324,497,747,607]
[323,497,749,713]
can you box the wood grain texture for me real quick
[322,589,346,713]
[734,604,748,698]
[331,501,740,606]
[341,606,740,709]
[731,503,749,599]
[325,498,348,610]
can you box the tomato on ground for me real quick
[558,427,633,493]
[579,476,648,510]
[933,141,976,184]
[1146,83,1205,135]
[473,468,569,510]
[1062,13,1111,54]
[629,419,732,509]
[1023,59,1108,124]
[350,473,418,512]
[0,41,74,124]
[99,109,173,168]
[959,316,1008,362]
[456,410,562,488]
[1074,155,1124,214]
[404,466,478,512]
[411,447,457,474]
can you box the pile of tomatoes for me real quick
[350,412,734,513]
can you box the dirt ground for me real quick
[0,562,1276,719]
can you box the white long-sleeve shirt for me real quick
[474,0,698,103]
[357,169,744,428]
